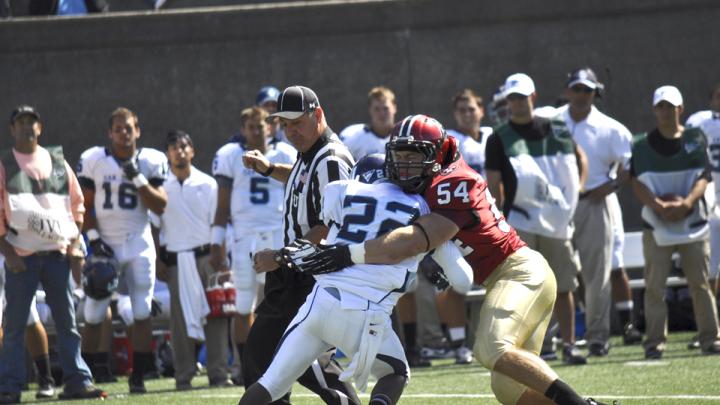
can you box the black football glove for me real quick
[121,158,141,180]
[89,238,115,259]
[419,254,450,291]
[279,239,353,275]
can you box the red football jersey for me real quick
[424,156,525,284]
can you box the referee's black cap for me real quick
[269,86,320,121]
[10,105,40,123]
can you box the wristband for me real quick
[86,229,100,241]
[261,163,275,177]
[349,243,366,264]
[211,225,226,246]
[132,174,149,188]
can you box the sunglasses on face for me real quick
[570,86,594,94]
[506,94,528,101]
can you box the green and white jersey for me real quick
[633,128,710,246]
[494,119,580,239]
[0,146,79,251]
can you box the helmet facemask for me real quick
[385,138,441,194]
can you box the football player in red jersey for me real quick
[283,115,611,405]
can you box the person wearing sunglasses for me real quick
[556,68,642,357]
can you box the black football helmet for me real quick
[351,153,386,184]
[82,258,119,300]
[385,115,452,194]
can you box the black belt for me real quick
[160,244,211,266]
[33,250,64,257]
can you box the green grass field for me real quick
[24,331,720,404]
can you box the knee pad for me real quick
[490,371,525,405]
[84,296,111,324]
[126,257,155,321]
[116,294,134,326]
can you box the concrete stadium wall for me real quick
[1,0,719,229]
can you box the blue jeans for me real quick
[0,253,92,394]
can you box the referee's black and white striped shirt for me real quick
[257,126,354,316]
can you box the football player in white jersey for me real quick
[239,154,472,405]
[76,107,168,394]
[686,83,720,299]
[339,86,397,161]
[210,106,296,376]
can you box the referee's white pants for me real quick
[259,285,409,401]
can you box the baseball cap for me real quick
[269,86,321,120]
[653,85,683,107]
[566,67,603,90]
[10,105,40,123]
[503,73,535,97]
[255,86,281,106]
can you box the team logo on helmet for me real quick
[352,154,386,185]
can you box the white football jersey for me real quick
[447,127,493,177]
[212,139,296,232]
[77,146,168,243]
[686,110,720,193]
[339,123,391,161]
[317,180,429,312]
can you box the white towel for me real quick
[177,251,210,341]
[339,310,387,392]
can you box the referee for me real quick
[241,86,359,405]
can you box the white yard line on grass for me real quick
[196,393,720,400]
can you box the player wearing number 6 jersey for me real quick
[290,115,613,405]
[210,106,296,377]
[76,107,168,394]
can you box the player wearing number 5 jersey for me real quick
[292,115,612,405]
[211,106,296,375]
[76,107,168,394]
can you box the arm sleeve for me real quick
[613,125,634,170]
[431,241,474,294]
[212,147,234,178]
[208,179,219,227]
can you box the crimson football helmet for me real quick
[385,114,452,193]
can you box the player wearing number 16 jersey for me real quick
[211,107,296,374]
[76,107,168,394]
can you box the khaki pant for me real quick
[516,230,579,293]
[473,247,557,405]
[642,231,720,351]
[573,196,613,345]
[167,254,229,384]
